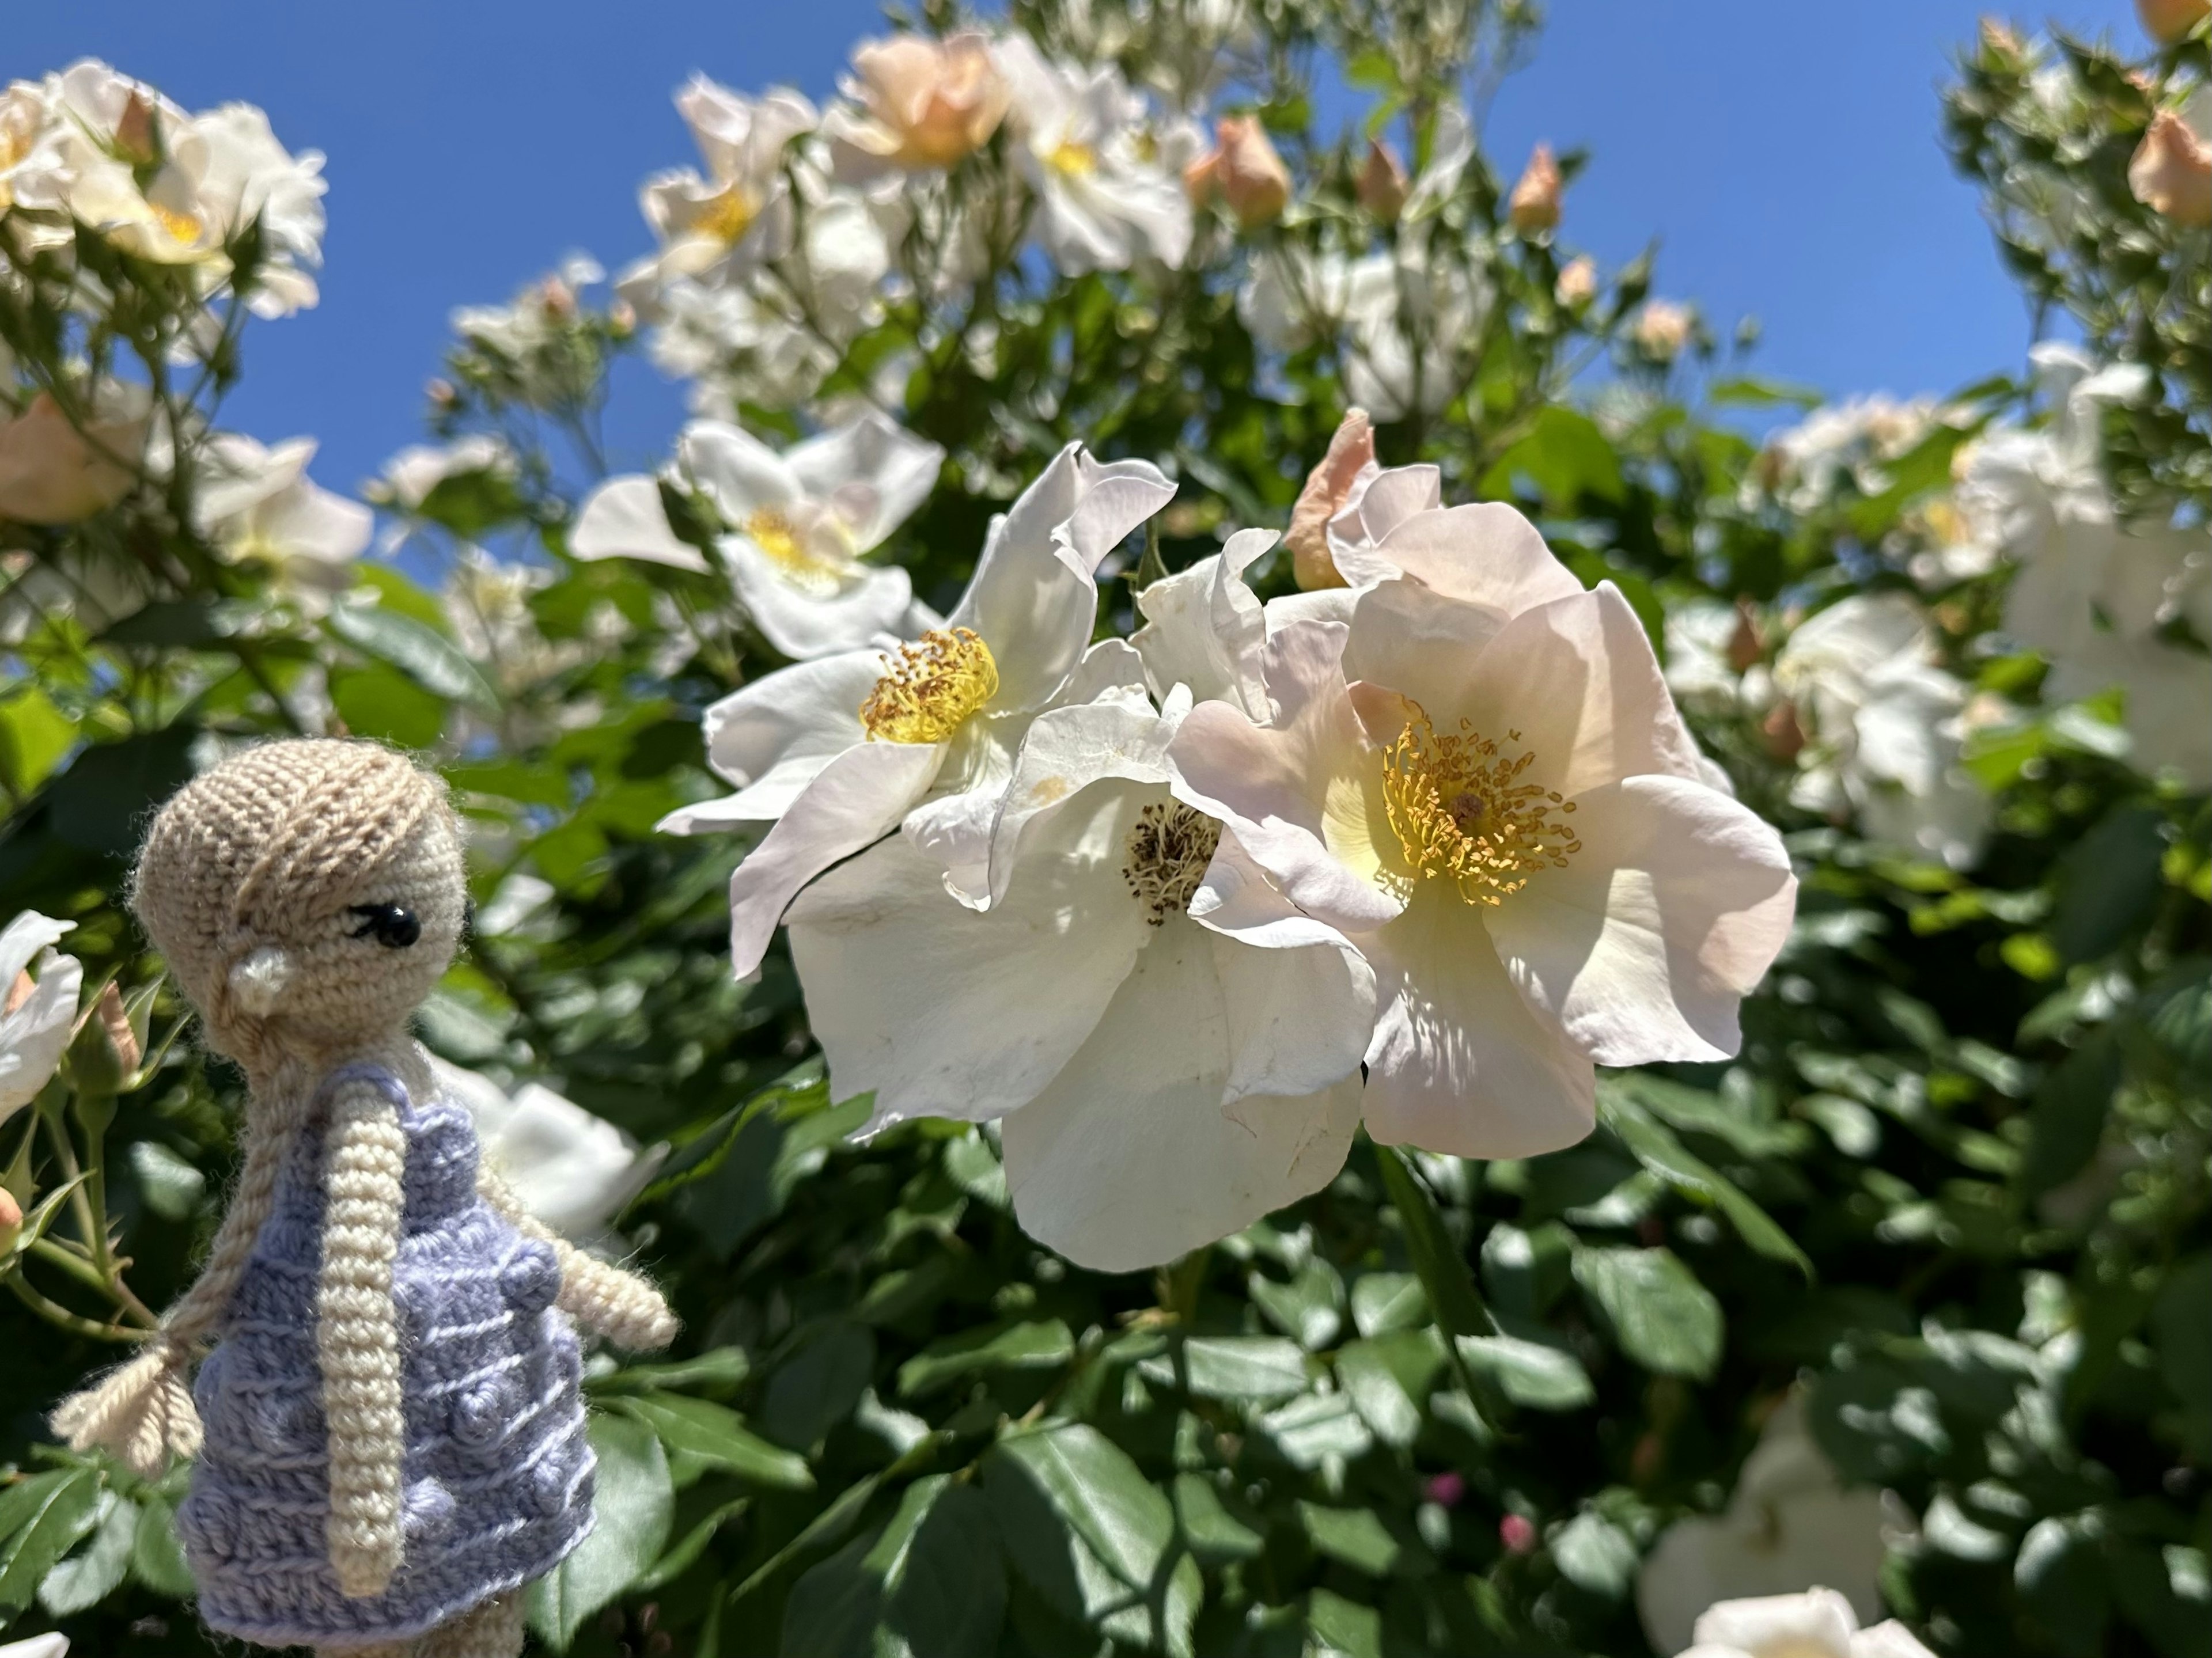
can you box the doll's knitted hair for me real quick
[132,738,463,1068]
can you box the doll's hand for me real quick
[558,1255,680,1353]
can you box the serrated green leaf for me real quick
[1573,1246,1724,1379]
[616,1394,812,1489]
[0,1467,102,1620]
[37,1489,134,1617]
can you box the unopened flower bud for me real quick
[426,378,459,411]
[1509,142,1562,234]
[1425,1471,1466,1508]
[2138,0,2210,45]
[1499,1513,1537,1555]
[1285,409,1374,590]
[1634,299,1694,361]
[1979,17,2025,58]
[0,1187,21,1254]
[2129,108,2212,226]
[1762,698,1806,762]
[113,90,161,166]
[1358,138,1409,222]
[539,278,577,320]
[1728,599,1766,673]
[1554,255,1597,309]
[1193,115,1291,229]
[68,980,140,1096]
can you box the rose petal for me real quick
[783,411,945,551]
[724,537,916,660]
[569,474,707,572]
[680,420,802,521]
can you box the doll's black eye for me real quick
[347,904,421,948]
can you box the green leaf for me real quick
[1306,1587,1382,1658]
[1137,1336,1309,1403]
[329,663,447,748]
[1169,1473,1263,1564]
[1347,1272,1426,1338]
[898,1319,1073,1398]
[1375,1147,1509,1423]
[526,1413,674,1651]
[1600,1092,1812,1277]
[1454,1334,1594,1411]
[130,1494,195,1598]
[1298,1503,1410,1576]
[1478,405,1626,507]
[1550,1509,1637,1599]
[615,1394,813,1489]
[37,1490,135,1617]
[587,1346,751,1399]
[0,1467,103,1620]
[2019,1032,2120,1200]
[761,1320,877,1450]
[1248,1257,1343,1349]
[784,1476,1008,1658]
[327,600,497,709]
[1572,1246,1724,1379]
[2016,1513,2111,1657]
[2051,806,2165,963]
[1335,1331,1446,1448]
[0,688,77,798]
[987,1425,1175,1594]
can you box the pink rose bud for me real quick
[0,1186,21,1252]
[1499,1513,1537,1554]
[1199,115,1291,229]
[1554,255,1597,309]
[1509,142,1563,234]
[2138,0,2210,45]
[1358,138,1410,222]
[1425,1471,1467,1508]
[1285,409,1374,590]
[2130,108,2212,226]
[1634,299,1694,361]
[114,90,161,165]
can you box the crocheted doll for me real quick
[50,739,677,1658]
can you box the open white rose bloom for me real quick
[571,411,945,659]
[1676,1586,1934,1658]
[677,454,1798,1270]
[1,911,81,1125]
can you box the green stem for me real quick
[5,1272,144,1344]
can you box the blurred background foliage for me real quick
[0,2,2206,1655]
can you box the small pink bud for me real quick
[1554,255,1597,309]
[1358,138,1409,222]
[0,1187,21,1253]
[1196,115,1291,229]
[1499,1513,1537,1554]
[1425,1471,1467,1508]
[1509,142,1562,234]
[2130,108,2212,226]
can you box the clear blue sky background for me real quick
[14,0,2145,501]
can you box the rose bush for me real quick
[0,6,2205,1657]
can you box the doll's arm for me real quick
[50,1115,296,1477]
[476,1164,679,1352]
[316,1077,410,1599]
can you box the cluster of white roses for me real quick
[637,415,1798,1270]
[0,62,365,616]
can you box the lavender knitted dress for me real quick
[176,1065,595,1648]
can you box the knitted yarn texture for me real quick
[177,1063,594,1647]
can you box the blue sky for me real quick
[16,0,2145,500]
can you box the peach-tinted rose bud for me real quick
[1285,409,1374,590]
[1634,299,1694,361]
[1358,138,1409,222]
[0,1186,20,1254]
[0,394,147,526]
[1499,1513,1537,1555]
[2130,109,2212,225]
[113,90,161,166]
[1554,255,1597,309]
[2139,0,2210,45]
[539,277,577,320]
[1196,115,1291,229]
[426,378,459,410]
[1728,598,1766,673]
[1762,699,1806,762]
[94,981,140,1077]
[1978,16,2025,56]
[609,298,637,338]
[1509,142,1562,234]
[850,32,1009,169]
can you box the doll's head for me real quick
[132,739,466,1069]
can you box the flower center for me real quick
[1122,801,1222,925]
[859,627,998,744]
[746,507,817,571]
[1380,712,1579,906]
[697,187,760,247]
[151,202,203,245]
[1047,136,1097,177]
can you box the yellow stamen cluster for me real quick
[697,187,760,247]
[859,628,999,745]
[1122,801,1223,925]
[1047,137,1098,177]
[151,203,204,245]
[1380,713,1580,906]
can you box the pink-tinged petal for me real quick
[1361,889,1596,1159]
[1131,526,1275,716]
[569,475,707,571]
[1047,637,1150,710]
[1488,775,1797,1067]
[783,411,945,551]
[1693,1589,1858,1658]
[1168,623,1404,934]
[1342,578,1512,721]
[1003,914,1362,1272]
[722,538,916,661]
[725,739,944,977]
[788,781,1149,1128]
[949,444,1176,711]
[679,651,881,820]
[1353,502,1582,614]
[1453,582,1705,799]
[1328,463,1442,586]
